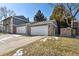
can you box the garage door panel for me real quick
[16,26,27,34]
[31,25,48,35]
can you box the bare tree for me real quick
[0,6,16,20]
[66,3,79,19]
[8,9,16,17]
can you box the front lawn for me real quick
[0,32,4,35]
[4,37,79,56]
[0,32,7,35]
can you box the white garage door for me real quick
[16,26,27,34]
[31,25,48,35]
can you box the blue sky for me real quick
[0,3,53,22]
[0,3,79,22]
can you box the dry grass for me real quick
[0,32,7,35]
[4,37,79,56]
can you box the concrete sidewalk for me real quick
[0,34,45,56]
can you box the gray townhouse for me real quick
[0,16,58,36]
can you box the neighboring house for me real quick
[3,16,29,33]
[71,20,79,36]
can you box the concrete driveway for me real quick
[0,34,45,56]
